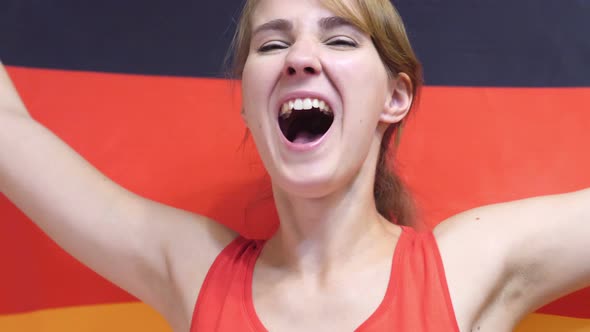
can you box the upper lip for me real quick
[276,91,335,116]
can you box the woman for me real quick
[1,0,588,331]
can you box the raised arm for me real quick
[0,64,237,330]
[435,189,590,329]
[0,64,30,117]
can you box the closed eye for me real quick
[258,41,289,53]
[326,37,357,48]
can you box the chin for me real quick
[271,166,346,199]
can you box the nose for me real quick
[283,39,322,77]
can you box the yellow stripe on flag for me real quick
[0,302,171,332]
[515,313,590,331]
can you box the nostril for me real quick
[286,66,318,76]
[304,67,316,74]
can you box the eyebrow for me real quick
[252,16,358,37]
[318,16,357,31]
[252,19,293,36]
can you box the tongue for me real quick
[293,131,320,144]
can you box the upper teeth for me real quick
[280,98,331,117]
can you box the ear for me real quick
[380,72,413,124]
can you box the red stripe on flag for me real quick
[1,67,589,317]
[399,86,590,317]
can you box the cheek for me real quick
[241,59,258,104]
[241,56,279,116]
[331,58,389,118]
[240,57,279,155]
[241,63,264,124]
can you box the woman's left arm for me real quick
[435,188,590,324]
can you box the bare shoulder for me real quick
[141,200,238,331]
[433,206,519,331]
[433,189,590,330]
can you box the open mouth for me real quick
[278,98,335,144]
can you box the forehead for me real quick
[251,0,342,26]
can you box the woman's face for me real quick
[241,0,410,197]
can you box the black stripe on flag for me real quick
[1,0,588,87]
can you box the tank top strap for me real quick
[190,236,264,332]
[357,226,459,331]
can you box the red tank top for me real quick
[190,226,460,331]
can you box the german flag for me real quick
[1,1,589,331]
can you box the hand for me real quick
[0,62,30,117]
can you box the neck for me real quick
[264,141,400,278]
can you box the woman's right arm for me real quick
[0,63,237,330]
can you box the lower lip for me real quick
[278,126,331,152]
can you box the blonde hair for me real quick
[230,0,423,226]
